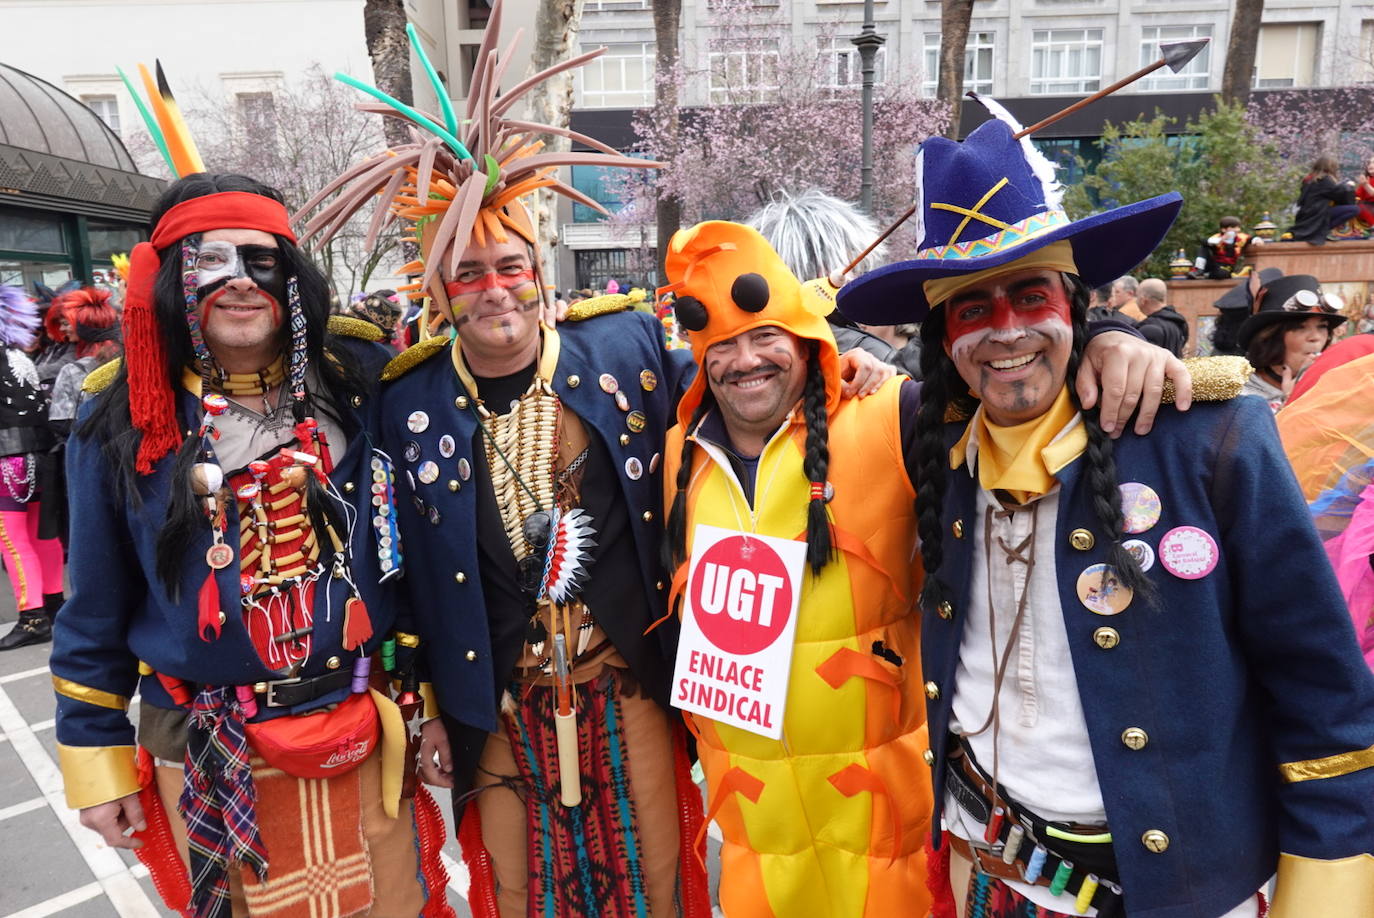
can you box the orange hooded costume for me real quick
[661,222,932,917]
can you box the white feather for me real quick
[969,92,1063,211]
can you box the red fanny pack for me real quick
[244,690,380,779]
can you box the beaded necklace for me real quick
[204,356,287,396]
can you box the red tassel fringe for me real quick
[131,747,194,916]
[413,785,458,918]
[456,799,499,918]
[672,721,711,918]
[124,242,182,475]
[197,571,222,642]
[927,831,958,918]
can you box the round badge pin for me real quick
[649,452,661,474]
[1118,482,1162,535]
[1122,539,1155,573]
[403,441,421,463]
[407,410,430,433]
[235,482,260,501]
[625,457,644,481]
[417,460,440,485]
[458,457,472,481]
[1076,563,1133,615]
[640,369,658,392]
[614,390,630,412]
[599,373,619,394]
[1157,526,1219,580]
[205,542,235,571]
[627,410,646,433]
[438,434,456,458]
[428,505,442,525]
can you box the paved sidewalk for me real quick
[0,597,721,917]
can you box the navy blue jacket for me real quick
[922,394,1374,917]
[379,310,695,734]
[52,337,397,757]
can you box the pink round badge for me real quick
[1157,526,1219,580]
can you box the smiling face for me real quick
[447,235,542,372]
[704,325,809,455]
[197,228,287,372]
[942,268,1075,426]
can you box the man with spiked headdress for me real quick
[300,5,726,914]
[838,99,1374,917]
[50,69,454,918]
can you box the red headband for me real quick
[149,191,296,250]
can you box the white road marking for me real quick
[3,881,103,917]
[0,665,49,684]
[0,796,46,822]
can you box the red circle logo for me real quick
[688,536,793,655]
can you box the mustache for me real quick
[718,361,784,385]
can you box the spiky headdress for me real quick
[295,0,659,319]
[0,286,42,350]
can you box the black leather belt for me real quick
[256,669,352,708]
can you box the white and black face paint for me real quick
[194,240,287,303]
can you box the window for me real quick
[1030,28,1103,95]
[575,249,632,292]
[1357,20,1374,83]
[81,94,120,133]
[709,39,780,103]
[922,31,994,96]
[577,42,655,107]
[584,0,649,10]
[1255,22,1321,88]
[818,35,886,89]
[1138,25,1211,91]
[237,92,277,135]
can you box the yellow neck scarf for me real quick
[951,386,1086,504]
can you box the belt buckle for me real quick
[263,676,303,708]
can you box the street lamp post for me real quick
[851,0,886,213]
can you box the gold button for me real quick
[326,656,342,670]
[352,395,363,407]
[465,650,477,662]
[455,571,467,584]
[620,434,631,446]
[1142,829,1170,853]
[253,682,268,693]
[1093,626,1120,650]
[448,480,459,492]
[924,681,940,700]
[343,481,355,493]
[922,749,936,766]
[455,395,469,409]
[642,511,654,522]
[937,601,953,620]
[655,580,664,590]
[1070,528,1095,551]
[217,611,226,625]
[1121,727,1149,750]
[567,375,581,388]
[952,519,964,539]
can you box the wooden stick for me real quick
[843,203,917,275]
[1012,59,1168,139]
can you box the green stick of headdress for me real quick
[406,23,459,140]
[116,65,174,175]
[333,71,473,161]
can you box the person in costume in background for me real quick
[1187,215,1261,280]
[299,6,714,914]
[1208,267,1281,357]
[31,281,80,402]
[50,172,452,918]
[0,285,62,650]
[1238,274,1345,413]
[839,112,1374,918]
[47,286,121,432]
[346,288,404,349]
[1290,155,1359,245]
[659,207,1184,917]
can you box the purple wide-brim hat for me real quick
[836,119,1183,325]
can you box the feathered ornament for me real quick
[540,507,597,605]
[0,286,42,349]
[118,61,205,178]
[294,0,660,318]
[968,92,1063,211]
[110,252,131,282]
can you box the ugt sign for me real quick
[672,525,805,739]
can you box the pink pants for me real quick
[0,505,63,611]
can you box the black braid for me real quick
[800,342,834,574]
[664,399,709,573]
[1061,276,1153,598]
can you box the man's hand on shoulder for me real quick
[1078,331,1192,436]
[839,348,897,399]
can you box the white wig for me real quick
[746,188,888,281]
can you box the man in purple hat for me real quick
[839,111,1374,918]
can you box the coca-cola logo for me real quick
[320,739,371,769]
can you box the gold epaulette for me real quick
[565,288,647,322]
[940,355,1253,423]
[1162,355,1252,403]
[327,314,385,341]
[81,358,123,394]
[381,336,449,382]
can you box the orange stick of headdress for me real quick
[139,62,205,177]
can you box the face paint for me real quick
[943,272,1072,352]
[194,241,287,305]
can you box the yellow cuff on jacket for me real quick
[57,744,141,809]
[419,682,439,720]
[1270,852,1374,917]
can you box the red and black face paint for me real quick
[194,240,287,305]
